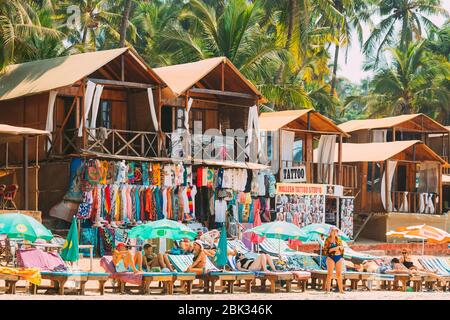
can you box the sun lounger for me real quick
[0,274,19,294]
[17,247,110,295]
[418,257,450,291]
[99,256,193,295]
[168,254,255,294]
[227,239,252,254]
[30,271,110,295]
[226,255,296,293]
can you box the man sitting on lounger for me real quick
[235,252,277,272]
[142,243,175,272]
[113,242,142,273]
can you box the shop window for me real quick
[396,165,407,191]
[293,139,303,163]
[367,162,381,192]
[98,100,111,128]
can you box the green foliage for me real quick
[0,0,448,124]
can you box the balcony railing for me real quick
[165,132,246,162]
[48,128,158,158]
[391,191,440,214]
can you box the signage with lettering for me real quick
[281,165,307,182]
[276,183,326,195]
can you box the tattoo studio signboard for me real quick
[276,183,325,195]
[281,165,307,183]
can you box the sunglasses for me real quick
[401,252,407,254]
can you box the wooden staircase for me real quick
[352,213,373,241]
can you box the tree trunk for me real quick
[274,0,297,85]
[119,0,133,47]
[330,43,340,96]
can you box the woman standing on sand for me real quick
[323,227,345,294]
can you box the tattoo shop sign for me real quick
[281,165,307,182]
[276,183,326,195]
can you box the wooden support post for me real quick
[385,160,390,212]
[157,86,162,156]
[5,142,8,168]
[338,135,343,186]
[23,136,29,210]
[121,55,125,81]
[307,112,311,131]
[81,80,87,150]
[392,128,396,142]
[221,63,225,91]
[35,136,39,211]
[438,164,442,214]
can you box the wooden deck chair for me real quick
[0,274,19,294]
[226,255,294,293]
[168,254,255,294]
[30,271,110,295]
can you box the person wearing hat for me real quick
[142,243,175,272]
[112,242,142,273]
[186,240,207,275]
[323,227,345,294]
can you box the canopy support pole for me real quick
[23,136,29,210]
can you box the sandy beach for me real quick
[1,290,448,300]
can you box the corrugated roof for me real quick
[338,114,448,133]
[153,56,264,101]
[0,48,163,101]
[313,140,445,163]
[259,109,348,136]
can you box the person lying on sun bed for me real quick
[186,240,207,275]
[235,252,277,272]
[113,242,142,273]
[142,243,175,272]
[399,249,434,273]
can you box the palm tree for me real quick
[325,0,371,96]
[55,0,123,51]
[363,0,448,65]
[119,0,133,47]
[131,0,185,66]
[346,41,450,117]
[0,0,61,69]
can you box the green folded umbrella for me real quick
[60,216,79,262]
[128,219,197,240]
[214,224,228,268]
[0,213,53,242]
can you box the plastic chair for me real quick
[3,184,18,210]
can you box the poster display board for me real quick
[276,183,353,237]
[275,183,326,226]
[339,196,354,238]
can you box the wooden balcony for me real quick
[47,128,158,158]
[391,191,440,214]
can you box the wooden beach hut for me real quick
[153,57,265,163]
[316,140,448,240]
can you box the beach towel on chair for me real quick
[0,266,41,285]
[16,248,67,271]
[99,256,142,285]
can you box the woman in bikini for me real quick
[235,252,277,272]
[186,240,207,275]
[323,227,345,294]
